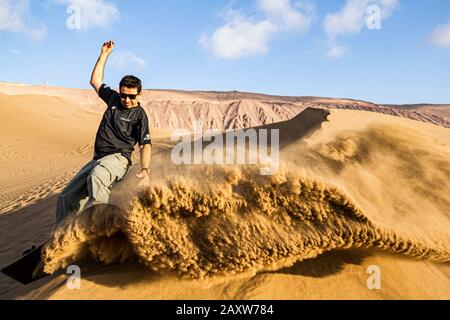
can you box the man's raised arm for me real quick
[90,41,114,95]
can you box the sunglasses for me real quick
[120,93,139,100]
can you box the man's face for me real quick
[120,86,141,108]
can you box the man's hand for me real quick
[101,40,114,56]
[91,40,114,94]
[136,169,150,187]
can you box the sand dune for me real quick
[0,93,99,214]
[1,82,449,131]
[0,85,449,300]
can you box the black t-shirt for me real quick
[93,84,151,165]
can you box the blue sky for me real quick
[0,0,449,104]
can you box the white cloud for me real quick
[29,25,47,40]
[55,0,120,30]
[0,0,24,32]
[324,0,399,38]
[203,11,276,59]
[110,51,147,71]
[258,0,315,31]
[323,0,399,58]
[429,21,450,49]
[0,0,47,39]
[326,44,348,59]
[201,0,315,59]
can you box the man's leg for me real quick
[56,160,97,224]
[86,153,129,207]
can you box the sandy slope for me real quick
[0,93,99,213]
[0,87,449,300]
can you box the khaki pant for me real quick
[56,153,129,225]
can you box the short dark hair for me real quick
[120,75,142,93]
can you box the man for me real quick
[56,40,152,225]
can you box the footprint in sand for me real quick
[0,170,77,214]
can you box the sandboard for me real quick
[1,244,47,285]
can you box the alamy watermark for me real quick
[171,121,280,175]
[66,5,81,30]
[65,4,384,32]
[366,265,381,290]
[66,265,81,290]
[366,5,382,30]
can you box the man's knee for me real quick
[88,164,112,188]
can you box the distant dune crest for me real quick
[1,82,449,132]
